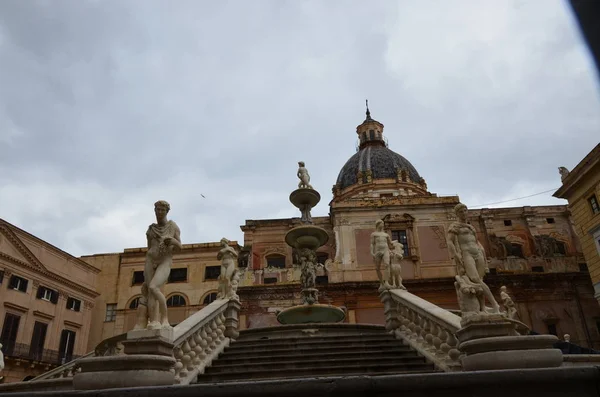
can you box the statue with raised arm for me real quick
[217,238,239,300]
[371,220,394,291]
[447,203,500,316]
[500,286,519,320]
[143,200,182,330]
[297,161,313,189]
[388,241,407,290]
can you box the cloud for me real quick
[0,0,599,256]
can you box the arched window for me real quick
[166,295,186,307]
[203,292,218,305]
[129,297,141,309]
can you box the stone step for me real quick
[198,362,435,382]
[205,355,429,374]
[224,341,407,356]
[226,337,401,352]
[237,331,392,343]
[233,333,396,347]
[215,347,418,364]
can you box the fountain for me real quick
[276,162,346,324]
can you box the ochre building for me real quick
[0,219,99,383]
[554,143,600,304]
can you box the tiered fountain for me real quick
[276,162,346,324]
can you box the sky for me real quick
[1,0,599,257]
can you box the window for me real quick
[66,297,81,312]
[0,313,21,355]
[316,275,328,285]
[129,297,141,309]
[531,266,544,273]
[58,329,76,364]
[264,277,278,284]
[590,195,600,215]
[547,323,557,336]
[168,268,187,283]
[9,275,28,293]
[105,303,117,322]
[503,220,512,226]
[316,252,329,265]
[131,271,144,286]
[204,266,221,280]
[369,130,375,140]
[29,321,48,361]
[555,241,567,255]
[37,286,58,304]
[166,295,186,307]
[266,255,286,269]
[508,244,524,258]
[203,292,218,305]
[580,263,589,272]
[391,230,410,257]
[546,218,555,224]
[0,270,4,284]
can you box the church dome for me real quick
[336,145,422,189]
[331,103,429,200]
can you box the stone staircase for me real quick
[196,324,436,383]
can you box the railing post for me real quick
[224,299,241,339]
[380,290,400,333]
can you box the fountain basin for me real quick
[285,225,329,250]
[277,304,346,324]
[289,188,321,209]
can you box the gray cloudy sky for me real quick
[1,0,599,257]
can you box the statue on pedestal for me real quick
[447,203,499,317]
[371,220,394,291]
[298,248,320,304]
[217,238,239,301]
[500,286,519,320]
[143,200,182,330]
[388,241,406,290]
[297,161,313,189]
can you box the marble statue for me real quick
[558,166,570,182]
[447,203,500,316]
[230,269,241,301]
[297,161,313,189]
[143,200,182,330]
[371,220,394,291]
[287,266,295,282]
[298,248,320,304]
[133,283,149,330]
[500,286,519,320]
[388,241,406,290]
[0,343,4,373]
[217,238,239,300]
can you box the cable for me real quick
[469,187,561,208]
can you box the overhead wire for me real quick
[469,187,561,208]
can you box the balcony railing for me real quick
[0,341,80,365]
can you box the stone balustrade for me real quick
[381,289,462,372]
[0,298,240,393]
[171,298,240,384]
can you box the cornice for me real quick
[0,229,99,299]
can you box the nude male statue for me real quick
[297,161,313,189]
[144,200,182,330]
[447,203,499,313]
[371,220,394,291]
[217,238,238,299]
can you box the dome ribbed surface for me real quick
[336,145,421,189]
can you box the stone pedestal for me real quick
[73,329,176,390]
[224,300,241,339]
[456,315,562,371]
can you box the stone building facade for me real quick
[82,241,241,352]
[0,219,99,383]
[554,143,600,304]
